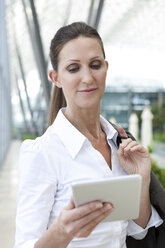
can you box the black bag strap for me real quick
[109,121,136,147]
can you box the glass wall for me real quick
[0,0,11,167]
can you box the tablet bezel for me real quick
[71,174,142,222]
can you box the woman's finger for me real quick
[63,199,104,223]
[122,140,138,152]
[129,144,148,154]
[120,138,133,148]
[64,196,75,210]
[118,138,132,156]
[75,204,113,238]
[117,126,127,140]
[73,203,113,229]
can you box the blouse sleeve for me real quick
[127,205,163,239]
[14,140,57,248]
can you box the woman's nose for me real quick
[81,67,93,84]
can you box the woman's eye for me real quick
[67,65,79,73]
[90,62,102,69]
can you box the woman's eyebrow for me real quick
[90,56,103,61]
[66,56,103,63]
[66,59,80,63]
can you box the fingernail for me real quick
[96,203,103,209]
[104,204,112,210]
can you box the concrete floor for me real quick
[0,140,21,248]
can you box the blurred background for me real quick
[0,0,165,247]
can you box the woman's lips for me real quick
[78,88,97,93]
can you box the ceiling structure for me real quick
[6,0,165,88]
[4,0,165,132]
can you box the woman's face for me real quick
[51,36,108,111]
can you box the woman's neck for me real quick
[64,106,103,141]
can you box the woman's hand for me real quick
[54,197,114,241]
[117,126,151,181]
[116,126,152,228]
[35,198,113,248]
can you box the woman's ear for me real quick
[105,60,109,69]
[49,70,62,88]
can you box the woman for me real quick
[14,22,164,248]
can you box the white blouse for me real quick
[14,108,163,248]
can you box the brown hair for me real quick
[48,22,105,125]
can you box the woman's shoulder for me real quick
[18,131,61,180]
[20,136,45,153]
[20,126,60,153]
[19,136,48,170]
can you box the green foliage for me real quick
[151,159,165,188]
[21,134,36,141]
[147,144,154,154]
[151,97,165,133]
[153,133,165,142]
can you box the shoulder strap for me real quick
[109,121,136,147]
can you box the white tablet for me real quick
[72,174,142,222]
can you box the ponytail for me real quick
[48,86,66,126]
